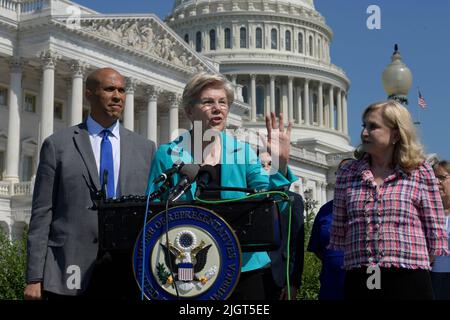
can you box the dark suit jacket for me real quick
[269,191,305,289]
[26,123,155,296]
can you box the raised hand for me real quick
[264,112,292,175]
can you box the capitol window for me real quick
[271,28,277,49]
[196,31,202,52]
[309,35,314,56]
[0,87,7,107]
[285,30,291,51]
[54,101,63,120]
[317,38,321,58]
[256,28,263,48]
[24,93,36,113]
[184,34,189,44]
[240,27,247,48]
[20,155,34,182]
[209,29,216,50]
[256,86,265,116]
[242,85,248,103]
[224,28,232,49]
[313,94,318,123]
[298,33,304,54]
[275,87,281,115]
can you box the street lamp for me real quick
[382,44,413,105]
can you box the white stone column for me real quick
[4,59,22,182]
[324,99,330,128]
[265,82,270,116]
[318,81,324,127]
[282,82,288,118]
[288,76,294,123]
[315,181,321,205]
[66,79,72,124]
[321,183,327,205]
[250,74,256,121]
[303,79,310,125]
[146,86,160,145]
[217,27,222,49]
[123,77,137,131]
[231,74,237,99]
[39,50,57,147]
[270,75,275,113]
[343,92,348,135]
[168,93,180,141]
[328,85,334,130]
[233,24,239,48]
[337,89,342,132]
[69,61,86,126]
[296,86,302,124]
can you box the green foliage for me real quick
[0,229,27,300]
[298,192,321,300]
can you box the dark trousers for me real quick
[45,251,140,300]
[431,272,450,300]
[344,267,433,300]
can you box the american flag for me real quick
[418,90,427,109]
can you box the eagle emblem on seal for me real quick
[157,230,215,286]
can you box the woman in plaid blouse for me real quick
[329,100,448,299]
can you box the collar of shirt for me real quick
[86,115,120,140]
[358,154,409,187]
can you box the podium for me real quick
[96,195,284,300]
[97,196,282,253]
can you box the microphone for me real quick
[153,161,184,184]
[168,164,200,202]
[195,165,217,198]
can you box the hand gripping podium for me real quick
[96,196,283,300]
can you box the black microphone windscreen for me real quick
[179,164,200,182]
[198,165,217,184]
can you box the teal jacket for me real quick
[147,131,298,272]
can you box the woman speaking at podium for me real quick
[147,72,297,300]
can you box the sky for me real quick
[74,0,450,160]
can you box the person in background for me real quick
[329,100,447,300]
[431,160,450,299]
[260,151,304,300]
[307,158,354,300]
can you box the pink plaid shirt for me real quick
[329,156,448,270]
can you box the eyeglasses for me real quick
[436,174,450,182]
[196,99,229,110]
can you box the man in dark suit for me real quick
[24,68,155,299]
[260,152,305,300]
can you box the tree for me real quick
[0,229,27,300]
[298,189,321,300]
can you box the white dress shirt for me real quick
[86,115,121,197]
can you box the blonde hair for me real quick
[182,72,234,111]
[358,100,425,171]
